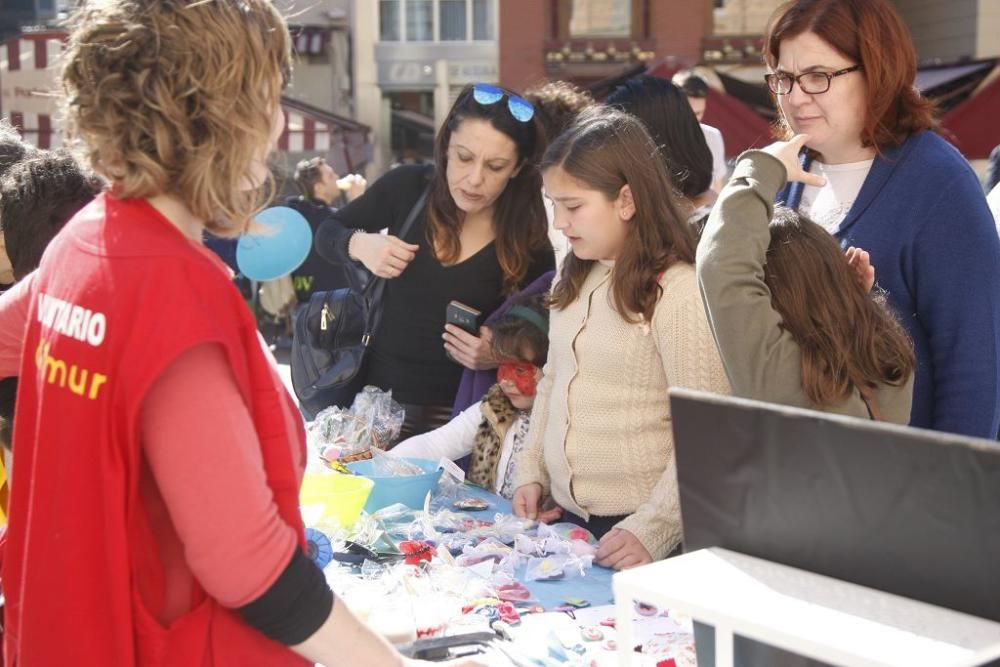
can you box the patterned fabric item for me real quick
[499,412,530,499]
[468,384,518,490]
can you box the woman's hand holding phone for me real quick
[443,324,496,370]
[349,233,419,279]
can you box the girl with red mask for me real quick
[392,295,557,510]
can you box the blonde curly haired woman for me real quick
[0,2,477,666]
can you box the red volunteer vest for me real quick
[3,194,310,667]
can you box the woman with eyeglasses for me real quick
[315,84,553,437]
[763,0,1000,439]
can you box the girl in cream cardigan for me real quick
[512,108,730,570]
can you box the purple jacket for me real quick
[451,270,556,416]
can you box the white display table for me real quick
[613,548,1000,667]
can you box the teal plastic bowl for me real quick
[347,457,443,513]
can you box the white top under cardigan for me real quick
[799,158,874,233]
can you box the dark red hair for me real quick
[765,0,937,151]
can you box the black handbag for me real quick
[290,188,429,417]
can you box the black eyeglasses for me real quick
[765,65,863,95]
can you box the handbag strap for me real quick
[362,185,431,337]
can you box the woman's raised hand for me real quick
[761,134,827,187]
[349,233,419,279]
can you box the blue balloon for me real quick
[236,206,312,281]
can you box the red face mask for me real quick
[497,361,540,396]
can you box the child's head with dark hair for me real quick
[490,294,550,409]
[492,294,549,363]
[0,150,104,281]
[0,119,35,178]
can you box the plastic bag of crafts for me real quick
[523,553,594,582]
[431,466,468,509]
[350,385,405,448]
[371,446,425,477]
[306,386,404,457]
[537,522,599,557]
[371,503,416,525]
[489,513,536,545]
[489,572,535,602]
[455,537,521,575]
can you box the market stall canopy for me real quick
[940,65,1000,160]
[716,70,776,120]
[279,95,372,174]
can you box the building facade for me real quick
[274,0,354,117]
[893,0,1000,62]
[352,0,500,175]
[711,0,781,36]
[498,0,711,93]
[1,24,369,179]
[708,0,1000,64]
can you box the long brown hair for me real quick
[427,84,550,294]
[543,108,696,323]
[764,0,936,152]
[765,207,915,406]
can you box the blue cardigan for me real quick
[780,131,1000,438]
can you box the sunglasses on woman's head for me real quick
[472,83,535,123]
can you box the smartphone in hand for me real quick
[445,300,481,335]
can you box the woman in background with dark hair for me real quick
[606,75,717,237]
[315,84,553,437]
[765,0,1000,438]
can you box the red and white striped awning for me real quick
[1,32,66,149]
[278,96,371,172]
[279,110,335,153]
[2,31,370,168]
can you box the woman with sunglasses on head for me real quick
[315,84,553,438]
[764,0,1000,439]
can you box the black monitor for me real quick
[670,389,1000,666]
